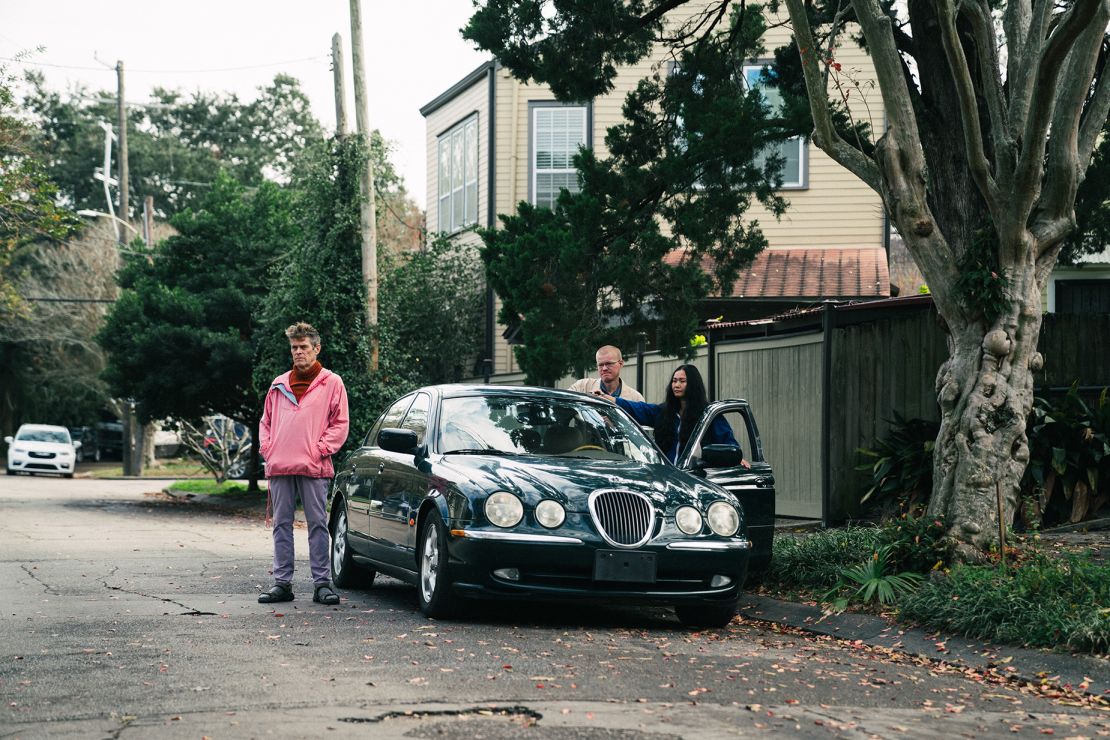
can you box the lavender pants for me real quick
[268,476,331,585]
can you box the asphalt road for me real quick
[2,475,1107,739]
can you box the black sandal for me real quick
[313,584,340,605]
[258,583,294,603]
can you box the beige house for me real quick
[421,7,891,376]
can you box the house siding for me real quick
[424,73,491,235]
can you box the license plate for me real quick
[593,550,657,583]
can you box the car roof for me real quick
[431,384,613,406]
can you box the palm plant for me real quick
[822,544,925,611]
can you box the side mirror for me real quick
[378,427,418,455]
[701,444,743,468]
[3,436,12,444]
[73,441,83,449]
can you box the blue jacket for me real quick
[616,398,739,463]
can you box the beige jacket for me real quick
[567,377,645,402]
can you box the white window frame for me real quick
[743,62,807,190]
[437,114,479,234]
[530,104,588,209]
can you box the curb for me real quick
[737,594,1109,699]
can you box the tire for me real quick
[93,447,102,463]
[330,504,375,589]
[417,509,460,619]
[63,472,74,479]
[675,601,738,629]
[5,467,13,476]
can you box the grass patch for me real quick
[87,458,211,479]
[165,479,252,496]
[766,525,883,591]
[899,553,1110,654]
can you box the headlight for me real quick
[534,499,566,528]
[12,446,27,453]
[485,492,523,528]
[706,501,740,537]
[675,506,703,535]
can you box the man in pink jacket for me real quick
[257,322,349,606]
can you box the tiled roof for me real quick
[666,247,890,299]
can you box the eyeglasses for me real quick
[596,361,622,369]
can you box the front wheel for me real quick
[417,510,460,619]
[330,505,375,589]
[675,601,737,629]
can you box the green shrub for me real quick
[767,526,882,590]
[899,553,1110,653]
[857,413,940,513]
[822,544,925,610]
[875,515,952,573]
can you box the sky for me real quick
[0,0,490,208]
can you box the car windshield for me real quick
[438,395,666,464]
[17,428,70,444]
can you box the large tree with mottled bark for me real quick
[465,0,1109,557]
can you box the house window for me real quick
[531,105,588,209]
[437,115,479,234]
[743,63,806,189]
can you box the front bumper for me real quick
[7,451,75,474]
[445,529,750,605]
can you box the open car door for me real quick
[677,400,775,580]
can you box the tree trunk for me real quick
[142,420,159,469]
[926,253,1043,560]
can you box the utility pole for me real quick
[116,60,129,244]
[331,33,348,137]
[349,0,379,371]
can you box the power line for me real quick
[1,54,328,74]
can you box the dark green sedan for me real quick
[327,385,774,627]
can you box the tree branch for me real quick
[1078,52,1110,167]
[937,0,1000,219]
[1037,1,1110,251]
[1007,0,1055,134]
[1014,0,1105,217]
[783,0,882,190]
[962,0,1013,180]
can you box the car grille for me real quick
[588,490,654,548]
[29,451,56,459]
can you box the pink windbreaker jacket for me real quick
[259,368,349,478]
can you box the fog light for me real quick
[709,575,732,588]
[493,568,520,581]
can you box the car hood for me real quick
[438,454,731,512]
[13,441,73,453]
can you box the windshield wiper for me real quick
[441,448,521,456]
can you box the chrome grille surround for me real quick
[587,489,655,549]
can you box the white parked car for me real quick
[5,424,81,478]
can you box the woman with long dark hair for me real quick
[605,364,745,465]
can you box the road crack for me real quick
[20,563,60,595]
[339,705,543,724]
[100,581,217,616]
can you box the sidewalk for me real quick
[737,593,1109,699]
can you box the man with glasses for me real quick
[568,345,645,402]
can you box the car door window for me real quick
[366,395,415,446]
[688,408,753,463]
[400,393,431,445]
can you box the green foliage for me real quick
[954,224,1010,323]
[822,544,925,609]
[857,412,940,511]
[166,479,250,496]
[875,514,952,574]
[380,237,485,385]
[23,71,323,217]
[899,553,1110,653]
[99,172,297,426]
[0,62,80,320]
[766,526,883,590]
[255,136,424,455]
[1062,116,1110,265]
[1023,385,1110,525]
